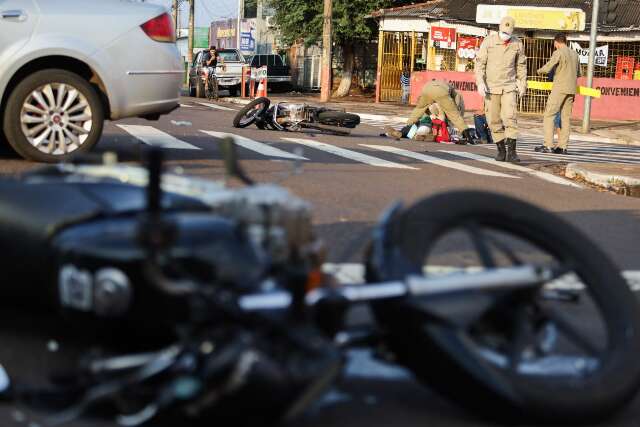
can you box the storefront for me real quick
[371,2,640,120]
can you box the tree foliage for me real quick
[268,0,392,47]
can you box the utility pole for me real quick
[320,0,333,102]
[188,0,195,64]
[581,0,600,133]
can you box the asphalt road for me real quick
[1,96,640,427]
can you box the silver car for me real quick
[0,0,183,162]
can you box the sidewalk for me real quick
[217,93,640,146]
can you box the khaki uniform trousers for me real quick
[407,84,467,132]
[543,92,574,149]
[486,91,518,142]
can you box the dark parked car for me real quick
[247,54,292,91]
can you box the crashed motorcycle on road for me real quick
[0,142,638,426]
[233,97,361,136]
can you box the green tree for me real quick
[268,0,393,97]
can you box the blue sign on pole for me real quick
[240,18,256,54]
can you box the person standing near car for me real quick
[535,33,580,155]
[475,16,527,162]
[203,46,224,92]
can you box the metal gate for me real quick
[379,32,415,102]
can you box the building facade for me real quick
[371,0,640,120]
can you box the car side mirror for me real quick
[220,137,254,185]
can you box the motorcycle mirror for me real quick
[220,137,255,185]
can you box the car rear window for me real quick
[219,51,240,62]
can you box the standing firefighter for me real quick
[397,79,475,143]
[535,33,580,155]
[475,16,527,162]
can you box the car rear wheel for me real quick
[3,69,104,163]
[196,78,205,98]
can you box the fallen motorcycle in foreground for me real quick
[0,141,638,426]
[232,97,361,136]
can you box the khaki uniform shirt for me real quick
[537,46,581,95]
[475,33,527,94]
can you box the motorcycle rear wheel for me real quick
[369,191,640,424]
[233,97,270,128]
[317,111,360,128]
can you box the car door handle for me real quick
[1,10,27,21]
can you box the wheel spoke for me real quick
[47,129,57,153]
[541,305,601,356]
[33,128,53,146]
[465,223,497,268]
[23,103,46,115]
[67,100,88,115]
[486,235,523,265]
[31,91,50,111]
[21,114,46,124]
[42,85,56,110]
[62,89,79,111]
[63,128,80,145]
[57,130,67,153]
[56,84,67,109]
[27,123,48,137]
[68,113,92,123]
[67,122,89,135]
[508,306,532,371]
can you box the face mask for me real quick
[499,31,511,41]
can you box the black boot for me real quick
[494,140,506,162]
[506,138,521,163]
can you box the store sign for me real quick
[476,5,586,31]
[240,19,257,53]
[457,36,482,59]
[217,28,235,38]
[570,42,609,67]
[431,26,456,49]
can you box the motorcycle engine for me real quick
[203,184,315,265]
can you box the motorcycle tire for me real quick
[300,122,350,136]
[233,97,271,128]
[369,191,640,424]
[196,78,205,99]
[317,111,360,129]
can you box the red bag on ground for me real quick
[431,119,450,143]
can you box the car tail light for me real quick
[141,13,176,43]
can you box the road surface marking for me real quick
[196,102,236,111]
[281,137,418,170]
[322,263,640,291]
[362,144,518,178]
[440,150,582,188]
[179,103,193,108]
[201,131,308,160]
[116,125,200,150]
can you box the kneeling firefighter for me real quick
[386,79,475,144]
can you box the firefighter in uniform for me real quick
[401,79,475,143]
[475,16,527,162]
[535,33,580,154]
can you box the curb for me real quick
[565,163,640,194]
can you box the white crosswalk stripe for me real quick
[116,125,201,150]
[179,103,194,108]
[196,102,236,111]
[361,144,518,178]
[439,150,582,188]
[202,131,308,160]
[281,137,418,170]
[486,136,640,165]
